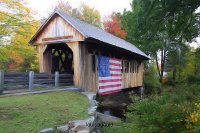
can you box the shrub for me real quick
[185,103,200,131]
[144,62,161,94]
[125,84,200,132]
[165,71,175,86]
[187,74,200,84]
[126,95,188,132]
[101,84,200,133]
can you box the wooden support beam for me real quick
[42,36,73,42]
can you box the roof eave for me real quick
[86,37,150,60]
[29,10,88,45]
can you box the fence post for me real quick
[140,86,144,99]
[55,71,59,87]
[29,71,34,91]
[0,70,4,92]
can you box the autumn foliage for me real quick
[0,0,39,71]
[103,15,127,39]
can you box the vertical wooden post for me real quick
[0,70,4,92]
[29,71,34,91]
[140,86,144,99]
[67,42,81,88]
[55,71,59,87]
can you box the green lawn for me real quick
[0,91,89,133]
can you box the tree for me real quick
[0,0,36,43]
[0,0,39,71]
[80,3,101,27]
[194,48,200,74]
[55,1,101,27]
[103,13,127,39]
[122,0,200,82]
[55,0,82,19]
[165,45,189,82]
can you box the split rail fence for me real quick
[0,71,73,91]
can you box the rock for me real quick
[90,100,98,107]
[95,112,121,123]
[77,130,90,133]
[75,125,90,132]
[88,106,97,115]
[68,116,95,133]
[39,92,98,133]
[69,116,95,127]
[82,92,96,100]
[69,125,90,133]
[57,125,69,133]
[82,91,97,117]
[39,128,54,133]
[92,129,101,133]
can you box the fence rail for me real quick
[0,71,74,91]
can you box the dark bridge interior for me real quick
[45,43,73,74]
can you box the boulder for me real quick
[75,125,90,133]
[57,125,69,133]
[77,130,90,133]
[68,116,95,133]
[95,112,121,123]
[69,116,95,127]
[92,129,101,133]
[69,125,90,133]
[39,128,54,133]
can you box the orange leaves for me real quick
[103,15,127,39]
[7,51,24,71]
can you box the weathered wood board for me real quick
[31,14,145,93]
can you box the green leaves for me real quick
[121,0,200,82]
[0,0,39,71]
[80,3,101,27]
[122,0,200,49]
[55,1,102,27]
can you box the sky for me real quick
[27,0,132,18]
[27,0,199,48]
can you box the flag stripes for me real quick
[98,57,122,95]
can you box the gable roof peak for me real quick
[29,10,149,59]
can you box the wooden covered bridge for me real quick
[29,10,149,94]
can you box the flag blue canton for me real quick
[98,56,110,77]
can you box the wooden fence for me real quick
[0,71,73,91]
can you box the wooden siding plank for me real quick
[35,15,84,44]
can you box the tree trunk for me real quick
[173,67,176,84]
[155,53,161,77]
[155,49,166,83]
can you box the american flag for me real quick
[98,56,122,95]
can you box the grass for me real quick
[101,122,138,133]
[0,91,89,133]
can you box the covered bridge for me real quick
[29,10,149,94]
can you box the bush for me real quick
[144,62,161,94]
[125,84,200,133]
[185,103,200,131]
[187,74,200,84]
[101,84,200,133]
[165,72,175,86]
[126,95,187,132]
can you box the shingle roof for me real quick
[29,10,149,59]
